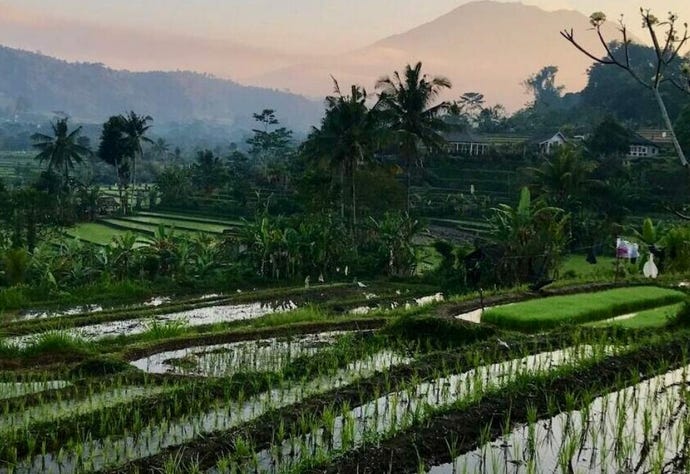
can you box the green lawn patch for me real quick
[482,286,685,330]
[559,254,619,280]
[64,223,148,246]
[588,302,685,329]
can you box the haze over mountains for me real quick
[252,1,618,109]
[0,1,622,127]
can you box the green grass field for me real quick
[66,211,243,245]
[118,216,232,234]
[559,254,620,280]
[483,286,686,330]
[588,303,685,329]
[0,151,41,184]
[64,223,150,246]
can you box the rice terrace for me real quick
[3,1,690,474]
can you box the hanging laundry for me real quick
[630,243,640,264]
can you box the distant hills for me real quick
[252,1,618,110]
[0,45,323,131]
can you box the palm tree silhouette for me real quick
[376,62,452,211]
[303,78,384,230]
[120,111,153,190]
[32,118,91,191]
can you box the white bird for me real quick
[236,289,242,293]
[318,273,325,283]
[357,281,367,288]
[304,276,310,288]
[497,338,510,350]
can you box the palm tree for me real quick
[31,118,91,191]
[120,111,153,190]
[528,145,597,212]
[151,138,170,160]
[302,79,384,229]
[376,62,452,210]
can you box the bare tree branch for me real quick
[563,9,690,167]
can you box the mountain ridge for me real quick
[0,44,323,130]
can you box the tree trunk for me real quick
[405,150,413,213]
[339,162,345,220]
[653,86,688,167]
[351,165,357,232]
[115,164,125,215]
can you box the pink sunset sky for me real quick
[2,1,688,56]
[1,0,688,103]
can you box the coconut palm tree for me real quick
[302,79,385,230]
[120,111,153,190]
[376,62,452,210]
[31,118,91,191]
[527,145,597,212]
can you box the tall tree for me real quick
[192,149,228,195]
[562,9,690,166]
[587,116,632,157]
[246,109,293,179]
[151,138,170,160]
[302,79,385,229]
[120,111,153,189]
[31,118,91,191]
[375,62,452,210]
[98,116,131,213]
[528,145,597,212]
[523,66,565,108]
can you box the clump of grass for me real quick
[68,356,133,378]
[19,332,95,359]
[383,315,496,350]
[138,319,189,341]
[248,305,332,329]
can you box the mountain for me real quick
[0,45,322,130]
[251,1,619,110]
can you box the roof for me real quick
[630,134,659,147]
[444,130,485,143]
[444,131,530,145]
[531,131,567,145]
[637,128,673,145]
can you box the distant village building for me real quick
[444,130,565,157]
[628,135,660,158]
[444,131,491,156]
[534,132,568,154]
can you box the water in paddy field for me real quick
[223,346,617,473]
[130,331,356,377]
[427,366,690,474]
[3,350,411,473]
[349,292,444,315]
[14,304,104,321]
[8,300,298,347]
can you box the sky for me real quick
[4,0,690,56]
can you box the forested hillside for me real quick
[0,45,322,130]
